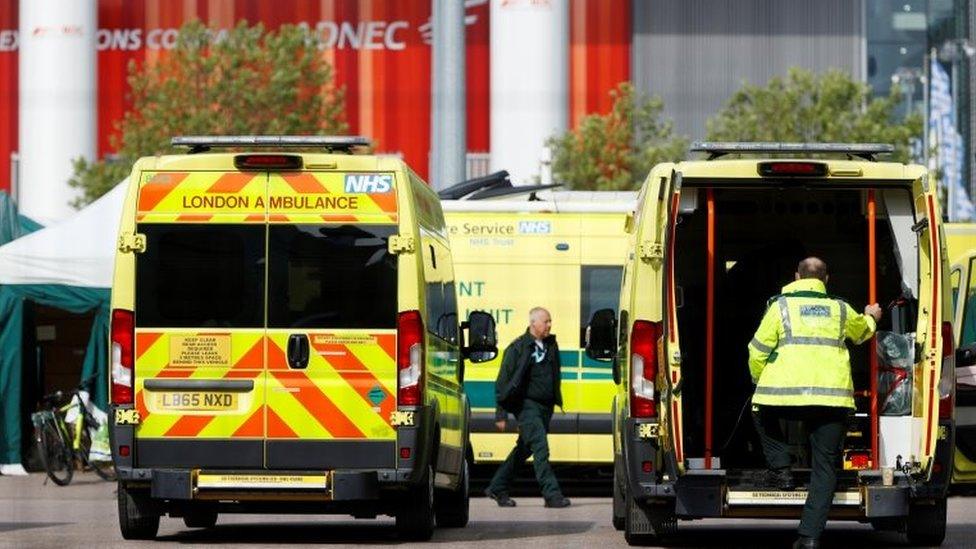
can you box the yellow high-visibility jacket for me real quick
[748,278,877,408]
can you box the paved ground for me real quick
[1,472,974,548]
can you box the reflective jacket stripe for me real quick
[754,386,853,398]
[750,337,774,353]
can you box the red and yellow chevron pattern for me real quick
[134,330,397,441]
[135,171,398,225]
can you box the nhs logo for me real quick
[518,221,551,234]
[344,173,393,193]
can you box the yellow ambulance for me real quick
[948,248,976,490]
[108,136,496,540]
[443,192,633,467]
[587,143,955,545]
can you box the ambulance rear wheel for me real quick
[905,496,947,546]
[435,458,470,527]
[396,465,435,541]
[117,483,160,540]
[612,468,626,530]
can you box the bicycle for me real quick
[31,375,116,485]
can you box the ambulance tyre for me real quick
[905,496,947,546]
[117,483,160,540]
[396,465,435,541]
[435,458,470,527]
[612,468,626,530]
[182,508,218,529]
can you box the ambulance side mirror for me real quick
[585,308,617,362]
[462,311,498,364]
[957,343,976,368]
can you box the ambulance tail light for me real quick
[397,310,425,406]
[939,321,955,419]
[110,309,134,405]
[630,320,661,419]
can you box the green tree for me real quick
[547,82,688,191]
[706,67,921,162]
[70,20,347,205]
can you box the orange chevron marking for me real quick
[322,214,359,223]
[375,334,396,361]
[138,172,188,212]
[267,339,288,370]
[269,214,289,222]
[135,390,149,422]
[365,191,397,213]
[222,369,262,379]
[135,332,163,359]
[207,172,255,194]
[232,406,265,437]
[315,344,395,421]
[176,213,213,222]
[281,173,329,194]
[245,214,266,222]
[232,338,265,369]
[164,414,215,437]
[271,371,365,438]
[267,407,298,438]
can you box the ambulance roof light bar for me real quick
[172,135,372,154]
[690,142,894,161]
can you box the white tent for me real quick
[0,181,126,287]
[0,181,125,475]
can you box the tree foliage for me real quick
[547,82,688,191]
[69,20,347,205]
[706,67,921,162]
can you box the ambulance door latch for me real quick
[388,235,415,255]
[118,233,147,254]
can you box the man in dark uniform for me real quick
[484,307,571,508]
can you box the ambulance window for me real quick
[951,268,961,314]
[268,225,397,329]
[580,266,623,346]
[136,224,265,328]
[961,258,976,347]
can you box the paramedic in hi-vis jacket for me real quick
[748,257,882,549]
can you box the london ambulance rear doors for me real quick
[131,163,401,469]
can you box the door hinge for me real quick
[118,233,146,254]
[638,241,664,262]
[388,235,415,255]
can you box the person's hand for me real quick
[495,419,506,431]
[864,303,882,321]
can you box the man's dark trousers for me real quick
[486,399,561,499]
[753,405,848,539]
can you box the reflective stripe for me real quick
[780,336,847,348]
[754,386,853,398]
[750,338,774,354]
[836,300,847,343]
[855,324,872,343]
[778,297,792,338]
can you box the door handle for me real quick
[287,334,310,369]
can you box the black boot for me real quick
[792,536,819,548]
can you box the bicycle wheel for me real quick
[37,420,73,486]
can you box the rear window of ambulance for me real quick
[267,224,398,329]
[136,224,265,328]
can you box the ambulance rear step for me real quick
[726,490,861,506]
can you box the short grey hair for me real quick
[797,257,828,281]
[529,307,550,322]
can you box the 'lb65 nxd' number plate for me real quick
[153,392,237,411]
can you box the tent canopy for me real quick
[0,182,126,465]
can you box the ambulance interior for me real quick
[672,184,920,485]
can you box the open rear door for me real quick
[914,174,948,472]
[659,170,686,473]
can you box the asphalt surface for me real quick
[1,472,975,548]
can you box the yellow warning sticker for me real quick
[170,335,231,367]
[197,474,329,489]
[312,334,377,346]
